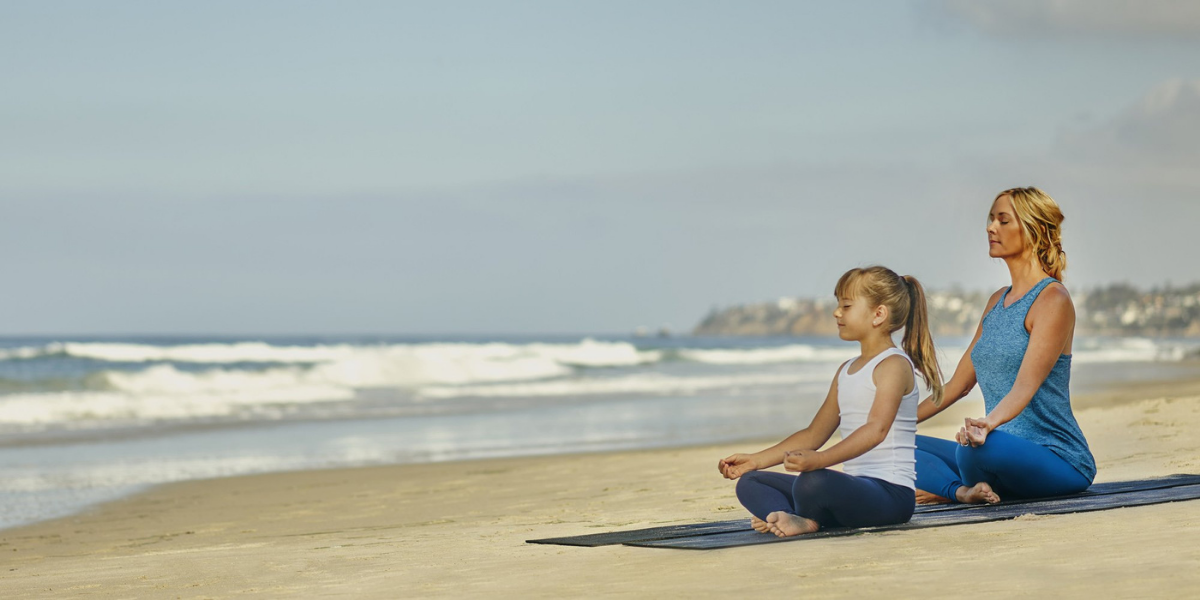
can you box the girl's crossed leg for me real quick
[736,469,914,536]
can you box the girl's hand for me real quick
[783,449,824,473]
[718,454,759,480]
[956,417,990,447]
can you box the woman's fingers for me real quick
[965,417,988,430]
[964,424,987,447]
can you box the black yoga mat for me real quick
[526,474,1200,547]
[628,482,1200,550]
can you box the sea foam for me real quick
[0,336,1191,432]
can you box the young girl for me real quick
[718,266,943,537]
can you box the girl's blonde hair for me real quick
[996,187,1067,281]
[835,266,944,406]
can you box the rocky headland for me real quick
[694,283,1200,337]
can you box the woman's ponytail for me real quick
[901,275,944,406]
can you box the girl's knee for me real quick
[735,471,767,495]
[791,469,836,498]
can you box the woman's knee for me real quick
[954,437,1012,478]
[960,430,1023,460]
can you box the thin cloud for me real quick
[1057,79,1200,168]
[926,0,1200,38]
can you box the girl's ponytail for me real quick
[901,275,944,406]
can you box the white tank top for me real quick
[836,347,918,489]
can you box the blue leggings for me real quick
[735,469,915,529]
[915,431,1091,501]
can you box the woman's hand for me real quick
[718,454,759,480]
[956,417,991,447]
[783,449,824,473]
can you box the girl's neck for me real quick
[857,335,896,360]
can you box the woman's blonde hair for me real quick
[835,266,944,406]
[996,187,1067,281]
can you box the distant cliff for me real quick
[694,283,1200,337]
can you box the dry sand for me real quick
[3,384,1200,598]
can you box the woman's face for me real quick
[987,194,1025,259]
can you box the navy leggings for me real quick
[915,431,1091,501]
[735,469,915,529]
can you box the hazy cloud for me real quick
[1057,79,1200,170]
[928,0,1200,38]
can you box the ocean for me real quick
[1,334,1197,531]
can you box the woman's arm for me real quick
[719,366,843,479]
[786,355,911,471]
[916,288,1005,423]
[977,284,1074,432]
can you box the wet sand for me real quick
[3,384,1200,598]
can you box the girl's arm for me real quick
[718,365,843,479]
[968,284,1074,437]
[786,355,910,471]
[917,288,1005,423]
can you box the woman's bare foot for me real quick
[765,511,820,538]
[915,489,952,505]
[750,516,771,533]
[955,482,1001,504]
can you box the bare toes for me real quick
[750,517,771,533]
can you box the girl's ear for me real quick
[873,305,888,328]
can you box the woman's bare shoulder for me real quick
[1034,282,1074,308]
[1021,282,1076,340]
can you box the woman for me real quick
[914,187,1095,505]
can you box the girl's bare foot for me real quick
[955,482,1001,504]
[915,489,951,505]
[750,516,771,533]
[765,511,820,538]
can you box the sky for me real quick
[1,1,1198,335]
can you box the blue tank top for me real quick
[970,277,1096,481]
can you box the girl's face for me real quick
[833,294,880,341]
[987,194,1026,259]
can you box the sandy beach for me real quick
[3,379,1200,598]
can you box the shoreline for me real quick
[4,379,1200,597]
[0,372,1191,535]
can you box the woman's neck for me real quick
[1004,253,1051,292]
